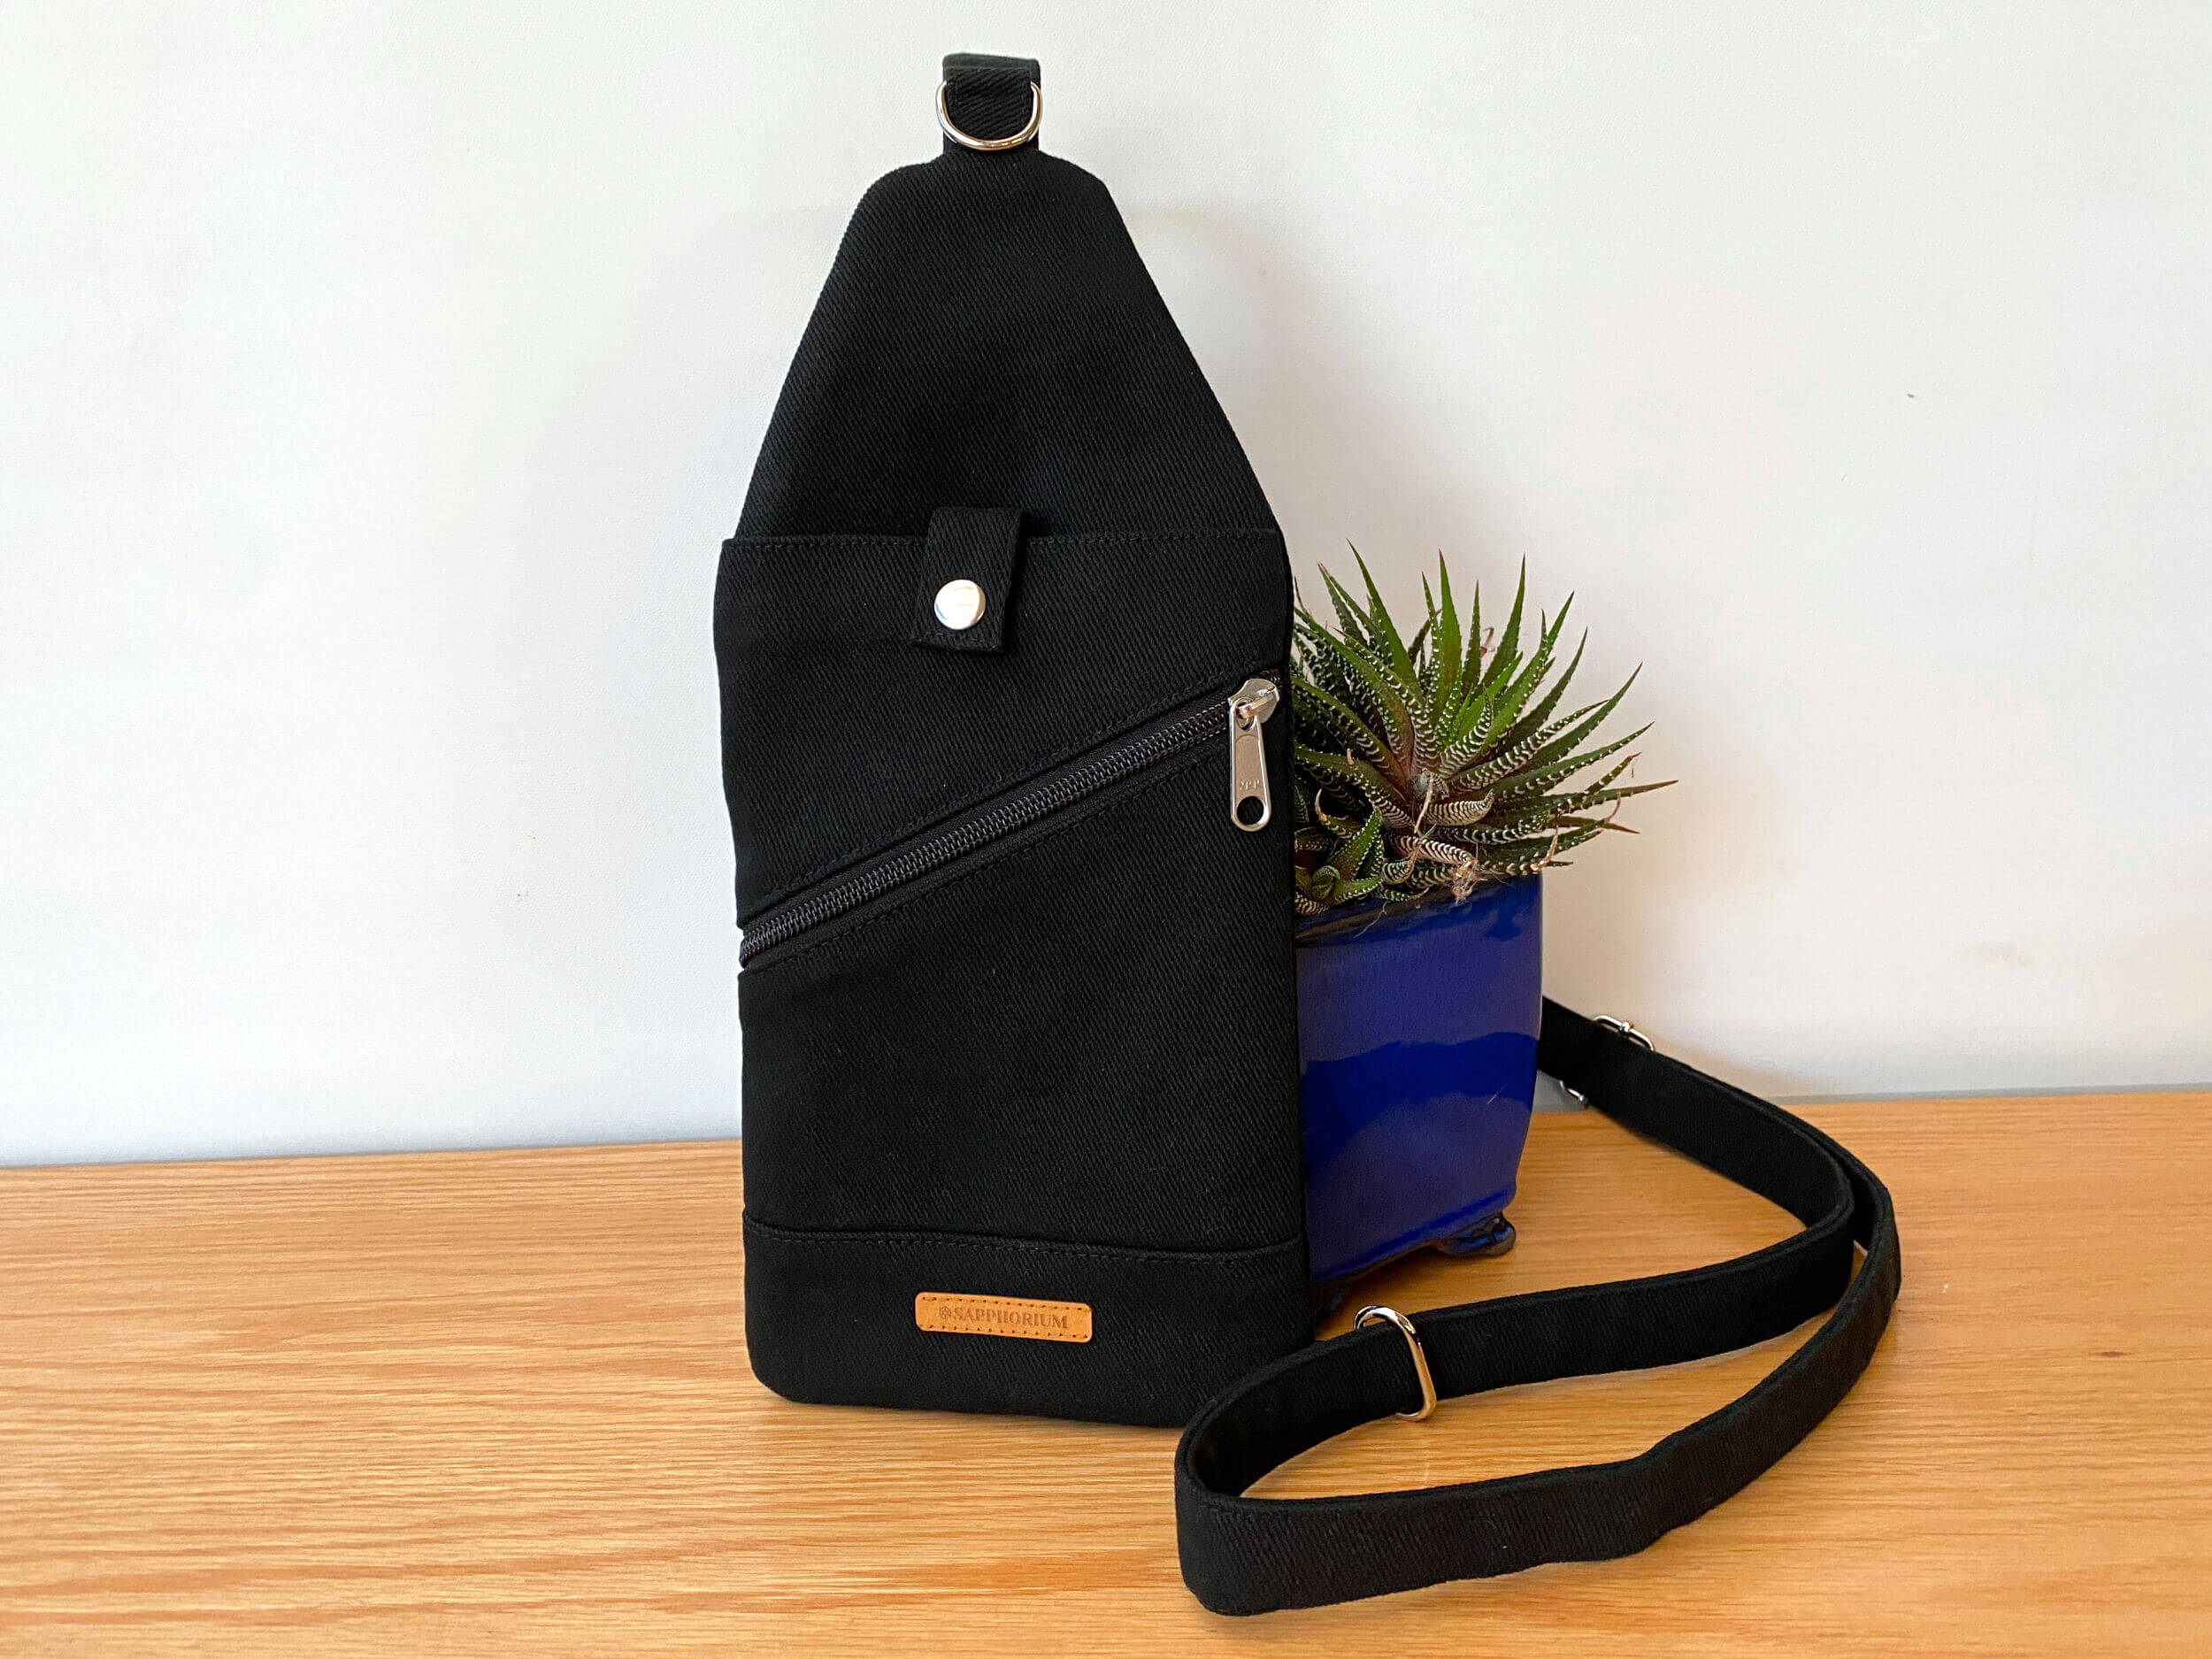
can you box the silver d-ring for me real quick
[1355,1305,1438,1422]
[936,80,1042,151]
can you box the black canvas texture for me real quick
[718,53,1310,1429]
[718,51,1901,1610]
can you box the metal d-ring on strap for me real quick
[1354,1305,1438,1421]
[936,79,1043,151]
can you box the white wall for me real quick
[4,3,2207,1164]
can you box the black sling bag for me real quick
[715,54,1901,1617]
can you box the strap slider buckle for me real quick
[1594,1014,1654,1049]
[1354,1305,1438,1422]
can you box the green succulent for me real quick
[1291,553,1669,915]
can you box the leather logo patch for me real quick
[914,1292,1093,1343]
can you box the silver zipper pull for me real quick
[1227,676,1281,832]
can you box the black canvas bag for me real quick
[716,54,1901,1616]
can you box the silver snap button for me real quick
[933,578,987,631]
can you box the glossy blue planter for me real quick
[1295,875,1541,1286]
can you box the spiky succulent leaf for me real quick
[1491,564,1527,687]
[1294,742,1396,813]
[1499,676,1643,790]
[1425,793,1495,826]
[1294,620,1413,762]
[1317,566,1373,655]
[1431,558,1463,711]
[1352,551,1419,687]
[1488,634,1586,757]
[1287,555,1667,912]
[1494,723,1651,802]
[1328,806,1386,879]
[1291,679,1391,767]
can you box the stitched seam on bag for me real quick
[722,526,1282,550]
[743,666,1269,920]
[744,741,1221,971]
[1047,528,1283,548]
[743,1211,1305,1264]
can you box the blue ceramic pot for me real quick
[1295,875,1541,1286]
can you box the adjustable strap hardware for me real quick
[1353,1306,1437,1422]
[1593,1014,1654,1049]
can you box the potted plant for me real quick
[1290,556,1666,1288]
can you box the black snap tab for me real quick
[910,508,1020,653]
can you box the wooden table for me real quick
[3,1094,2208,1656]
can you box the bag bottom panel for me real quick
[742,1215,1311,1427]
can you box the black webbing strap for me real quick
[1175,1000,1902,1615]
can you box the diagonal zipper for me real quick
[740,676,1278,964]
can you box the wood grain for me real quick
[3,1095,2208,1656]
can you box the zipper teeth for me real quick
[740,697,1231,964]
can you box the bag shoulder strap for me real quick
[1175,1000,1902,1614]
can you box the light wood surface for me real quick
[3,1095,2208,1656]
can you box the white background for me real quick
[4,4,2207,1164]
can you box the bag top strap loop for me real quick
[940,53,1042,152]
